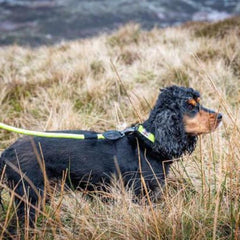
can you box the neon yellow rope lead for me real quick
[0,122,94,139]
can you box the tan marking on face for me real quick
[183,110,221,135]
[187,98,197,106]
[196,97,200,103]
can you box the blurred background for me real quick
[0,0,239,46]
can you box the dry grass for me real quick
[0,17,240,239]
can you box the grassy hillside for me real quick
[0,17,240,239]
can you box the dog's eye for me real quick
[187,104,195,110]
[186,98,199,111]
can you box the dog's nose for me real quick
[217,113,222,121]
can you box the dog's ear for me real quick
[153,109,196,159]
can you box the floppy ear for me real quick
[153,109,192,159]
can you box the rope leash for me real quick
[0,122,103,139]
[0,122,155,142]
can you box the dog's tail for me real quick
[0,155,5,210]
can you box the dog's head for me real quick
[162,86,222,135]
[146,85,222,159]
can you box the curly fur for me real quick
[143,86,199,159]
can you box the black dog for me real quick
[0,85,222,223]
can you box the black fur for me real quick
[0,85,220,223]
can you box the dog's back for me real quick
[1,130,154,193]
